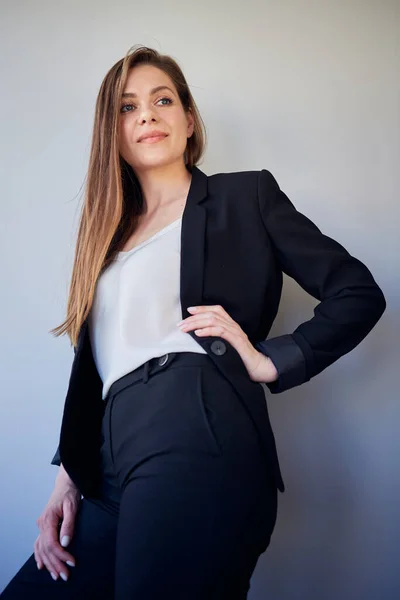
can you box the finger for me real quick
[58,502,78,566]
[188,304,228,317]
[180,313,234,331]
[193,324,233,339]
[42,513,76,568]
[40,538,70,581]
[48,525,76,567]
[40,547,60,581]
[59,498,77,547]
[193,325,249,353]
[33,537,43,570]
[181,316,240,337]
[187,306,232,322]
[45,549,70,581]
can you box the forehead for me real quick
[123,65,175,94]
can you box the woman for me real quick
[2,45,386,599]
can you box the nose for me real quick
[137,103,158,124]
[140,115,157,124]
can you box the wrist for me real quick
[56,465,77,490]
[249,349,279,384]
[266,356,278,382]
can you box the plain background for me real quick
[1,0,398,597]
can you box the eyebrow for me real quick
[121,85,175,99]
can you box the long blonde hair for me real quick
[50,44,207,348]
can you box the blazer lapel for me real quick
[179,164,208,322]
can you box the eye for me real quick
[120,97,173,114]
[120,104,133,114]
[157,97,173,106]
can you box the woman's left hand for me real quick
[177,305,279,384]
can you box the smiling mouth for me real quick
[139,135,168,143]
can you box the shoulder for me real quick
[208,167,259,185]
[203,168,279,221]
[206,167,276,195]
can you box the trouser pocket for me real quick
[196,367,224,457]
[197,364,269,468]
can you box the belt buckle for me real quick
[158,353,169,367]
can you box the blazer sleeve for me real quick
[254,169,386,394]
[50,344,77,466]
[51,445,61,466]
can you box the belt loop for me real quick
[142,360,150,384]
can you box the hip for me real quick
[100,351,274,492]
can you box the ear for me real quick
[186,107,195,138]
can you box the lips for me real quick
[139,135,167,143]
[138,132,168,143]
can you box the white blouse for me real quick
[88,216,207,400]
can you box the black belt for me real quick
[105,351,213,403]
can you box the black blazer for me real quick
[50,165,386,496]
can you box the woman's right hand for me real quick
[34,466,81,582]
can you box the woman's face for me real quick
[118,64,194,172]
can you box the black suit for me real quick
[50,165,386,498]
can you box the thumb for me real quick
[59,503,76,548]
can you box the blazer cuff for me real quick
[255,334,310,393]
[51,445,61,466]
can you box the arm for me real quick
[255,169,386,393]
[50,449,79,494]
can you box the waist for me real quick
[105,351,215,403]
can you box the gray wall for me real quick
[1,0,398,597]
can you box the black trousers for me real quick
[2,351,278,599]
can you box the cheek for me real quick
[119,120,130,140]
[167,123,190,150]
[166,109,188,133]
[118,122,134,155]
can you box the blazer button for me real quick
[210,340,226,356]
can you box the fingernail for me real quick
[66,560,75,567]
[187,306,197,311]
[36,561,41,570]
[60,572,68,581]
[61,535,70,547]
[50,572,57,581]
[176,320,184,326]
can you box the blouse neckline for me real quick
[114,216,182,260]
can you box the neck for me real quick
[134,160,192,215]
